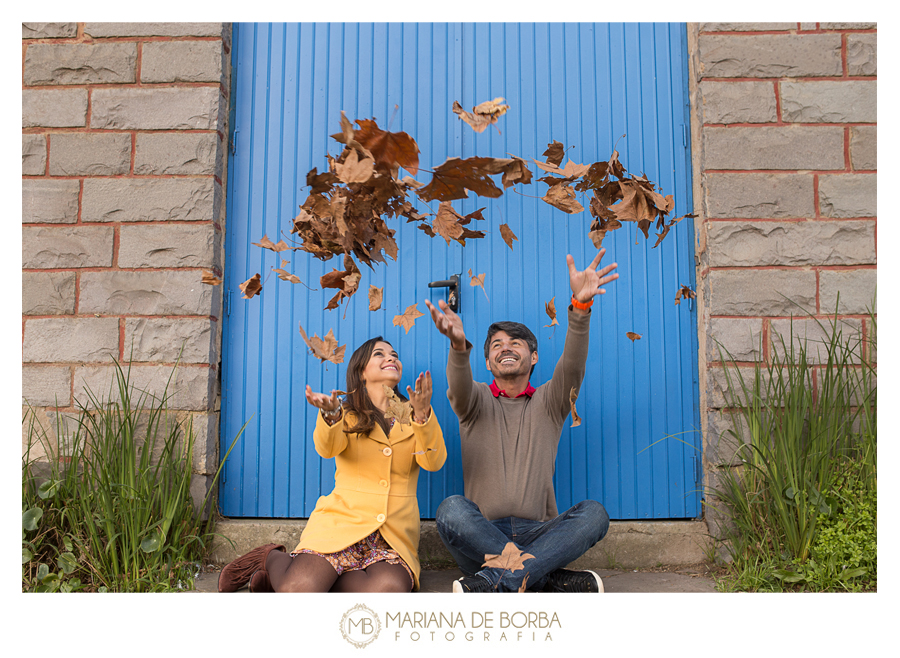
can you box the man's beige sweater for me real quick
[446,307,590,522]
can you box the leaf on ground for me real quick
[499,223,518,250]
[368,285,383,311]
[543,140,565,167]
[626,331,642,342]
[382,384,412,425]
[201,270,222,286]
[393,303,425,334]
[273,267,301,284]
[468,268,489,300]
[569,386,582,428]
[544,296,559,327]
[299,325,346,364]
[482,542,535,573]
[674,284,696,306]
[542,184,584,214]
[239,273,262,299]
[354,117,420,176]
[517,572,531,593]
[452,97,509,133]
[252,235,291,252]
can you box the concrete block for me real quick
[124,318,215,363]
[821,23,876,30]
[90,87,223,130]
[23,226,114,269]
[708,317,763,362]
[24,43,137,86]
[819,269,877,315]
[118,224,216,268]
[847,34,876,76]
[74,364,213,411]
[22,179,80,224]
[22,135,46,175]
[22,23,78,38]
[708,269,817,316]
[84,23,225,38]
[705,410,751,467]
[780,81,876,123]
[703,126,845,170]
[49,133,132,176]
[699,81,777,124]
[708,220,875,267]
[82,178,215,223]
[22,271,76,315]
[141,41,224,84]
[23,318,120,363]
[134,132,218,175]
[706,365,773,408]
[699,23,796,32]
[22,89,88,128]
[850,126,877,171]
[79,270,214,316]
[704,173,814,219]
[770,317,863,365]
[819,174,876,218]
[699,34,842,78]
[22,366,72,407]
[190,412,219,474]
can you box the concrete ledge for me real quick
[208,519,712,570]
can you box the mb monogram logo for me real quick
[340,604,382,648]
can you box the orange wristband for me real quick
[571,295,593,310]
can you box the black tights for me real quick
[265,550,413,593]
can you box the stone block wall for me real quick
[21,23,231,508]
[688,23,877,533]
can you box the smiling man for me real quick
[425,249,619,593]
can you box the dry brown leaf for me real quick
[542,184,584,214]
[334,149,375,184]
[273,267,301,284]
[239,273,262,299]
[353,118,420,176]
[433,202,466,245]
[368,285,384,311]
[569,386,582,428]
[201,270,221,286]
[517,572,531,593]
[626,331,642,342]
[393,304,424,334]
[482,542,535,573]
[452,97,509,133]
[543,140,565,167]
[417,156,505,203]
[298,324,346,364]
[499,223,518,250]
[674,284,696,306]
[544,296,559,327]
[468,268,489,300]
[252,235,291,252]
[382,384,412,425]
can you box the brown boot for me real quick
[218,543,285,592]
[249,569,274,592]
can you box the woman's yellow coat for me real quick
[293,409,447,590]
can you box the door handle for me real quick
[428,274,460,312]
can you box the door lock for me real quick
[428,274,460,312]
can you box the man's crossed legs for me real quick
[435,495,610,592]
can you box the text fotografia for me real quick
[387,611,561,642]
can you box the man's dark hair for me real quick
[483,322,538,375]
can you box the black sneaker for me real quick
[543,568,604,593]
[452,575,494,593]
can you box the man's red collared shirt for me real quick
[489,381,536,398]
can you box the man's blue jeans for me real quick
[435,495,610,592]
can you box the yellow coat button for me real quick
[379,479,388,488]
[382,446,392,456]
[376,514,386,523]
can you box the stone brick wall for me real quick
[22,23,231,508]
[687,22,877,534]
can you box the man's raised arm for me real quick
[425,298,478,421]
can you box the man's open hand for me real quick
[568,248,619,305]
[424,299,467,351]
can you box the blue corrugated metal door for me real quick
[221,22,701,520]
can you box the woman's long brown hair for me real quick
[341,336,407,437]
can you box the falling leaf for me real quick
[368,285,383,311]
[382,384,413,425]
[417,156,505,203]
[468,268,489,300]
[393,304,425,334]
[569,387,582,428]
[499,223,518,250]
[201,270,221,286]
[543,140,565,167]
[273,267,301,284]
[239,273,262,299]
[432,202,466,245]
[252,235,291,252]
[544,297,559,327]
[334,149,375,184]
[482,542,535,573]
[542,184,584,214]
[320,256,361,310]
[353,117,420,175]
[452,97,509,133]
[674,284,696,306]
[626,331,642,342]
[299,324,346,364]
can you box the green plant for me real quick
[709,300,876,592]
[22,361,244,592]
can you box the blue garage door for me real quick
[220,22,701,519]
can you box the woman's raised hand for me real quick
[406,371,433,423]
[305,385,340,411]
